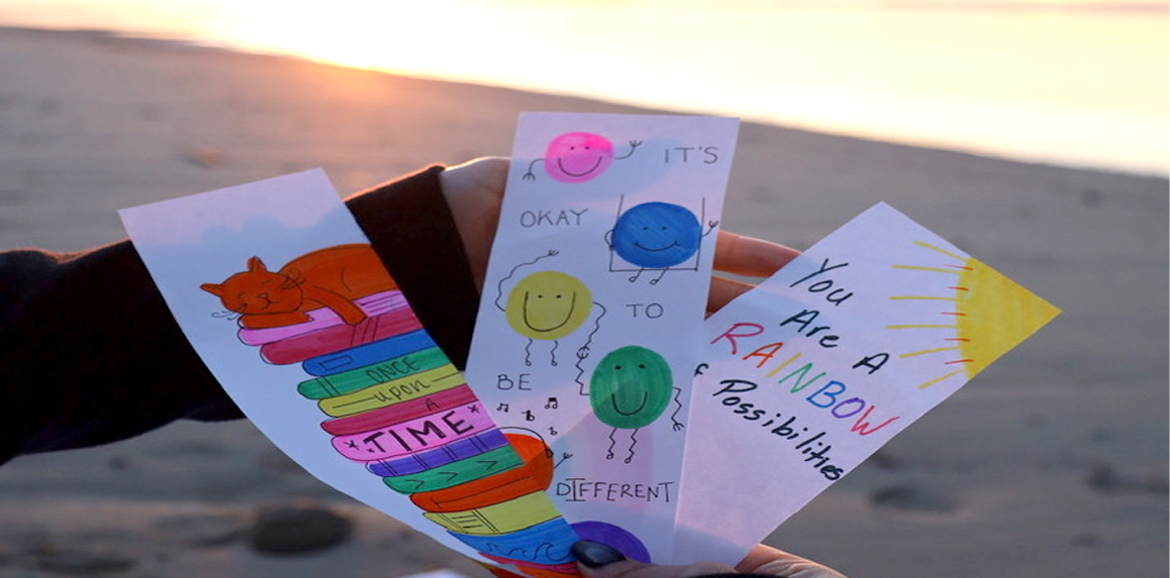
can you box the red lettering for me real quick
[710,322,764,355]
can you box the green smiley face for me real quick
[590,346,673,429]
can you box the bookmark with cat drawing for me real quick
[121,169,579,578]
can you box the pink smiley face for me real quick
[543,132,615,184]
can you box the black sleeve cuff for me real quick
[1,165,480,463]
[346,165,480,370]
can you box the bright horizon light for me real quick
[0,0,1165,174]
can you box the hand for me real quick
[439,157,801,304]
[707,230,798,315]
[439,157,509,291]
[572,541,849,578]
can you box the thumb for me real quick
[572,540,737,578]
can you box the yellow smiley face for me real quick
[505,271,592,340]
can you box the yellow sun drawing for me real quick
[888,241,1060,389]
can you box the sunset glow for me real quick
[0,0,1165,173]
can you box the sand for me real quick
[0,27,1166,578]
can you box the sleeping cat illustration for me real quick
[200,243,397,329]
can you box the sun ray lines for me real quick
[892,265,962,275]
[888,239,1058,391]
[899,346,961,359]
[916,369,966,390]
[913,241,966,262]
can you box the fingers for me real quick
[579,559,738,578]
[714,230,800,279]
[441,165,798,313]
[570,541,849,578]
[573,541,736,578]
[439,157,510,290]
[708,231,801,315]
[735,544,850,578]
[443,156,510,193]
[707,275,755,315]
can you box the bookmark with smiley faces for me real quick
[466,112,741,562]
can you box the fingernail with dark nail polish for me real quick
[571,540,627,568]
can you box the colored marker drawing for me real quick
[201,243,582,577]
[494,250,607,367]
[463,113,743,564]
[887,241,1061,389]
[237,290,409,345]
[606,196,718,285]
[572,521,652,564]
[587,345,684,464]
[522,132,642,183]
[200,244,397,328]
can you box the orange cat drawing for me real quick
[200,244,397,329]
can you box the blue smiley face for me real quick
[610,202,701,268]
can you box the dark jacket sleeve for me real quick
[0,165,479,464]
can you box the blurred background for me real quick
[1,0,1167,176]
[0,2,1166,578]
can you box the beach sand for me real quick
[0,27,1166,578]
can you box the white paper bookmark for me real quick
[673,203,1059,564]
[121,170,584,577]
[465,113,740,562]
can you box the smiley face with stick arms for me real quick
[506,271,592,341]
[589,345,684,463]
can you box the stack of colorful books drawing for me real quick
[217,244,580,578]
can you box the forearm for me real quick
[0,165,480,463]
[0,240,226,462]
